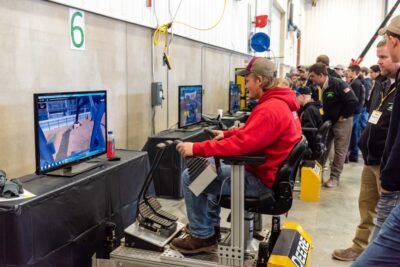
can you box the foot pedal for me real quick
[124,221,185,252]
[139,201,174,227]
[138,201,177,237]
[146,196,178,221]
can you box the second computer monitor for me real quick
[229,84,241,114]
[178,85,203,128]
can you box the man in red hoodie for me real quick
[170,57,302,254]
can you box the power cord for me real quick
[153,0,227,69]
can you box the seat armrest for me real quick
[216,155,266,165]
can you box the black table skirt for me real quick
[0,150,150,267]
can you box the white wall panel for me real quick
[301,0,385,68]
[48,0,251,54]
[284,31,296,67]
[270,6,282,56]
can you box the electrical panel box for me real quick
[151,82,163,106]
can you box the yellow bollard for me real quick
[300,161,322,202]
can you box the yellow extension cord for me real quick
[153,0,227,59]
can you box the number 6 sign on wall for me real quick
[70,8,85,50]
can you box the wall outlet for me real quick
[151,82,163,106]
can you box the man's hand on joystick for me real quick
[211,130,224,140]
[204,129,224,140]
[176,142,194,157]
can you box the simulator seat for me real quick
[297,121,331,203]
[214,136,308,266]
[218,136,308,214]
[302,120,332,165]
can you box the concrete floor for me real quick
[159,160,366,267]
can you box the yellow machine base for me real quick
[300,161,322,202]
[268,222,313,267]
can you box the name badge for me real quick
[369,110,382,125]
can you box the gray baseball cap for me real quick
[236,57,277,77]
[334,64,346,70]
[379,15,400,36]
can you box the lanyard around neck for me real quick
[379,86,396,109]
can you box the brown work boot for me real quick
[323,178,338,188]
[170,234,217,254]
[184,224,221,242]
[332,247,362,261]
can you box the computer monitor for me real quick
[34,90,107,176]
[178,85,203,128]
[229,84,241,114]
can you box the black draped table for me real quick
[0,150,150,267]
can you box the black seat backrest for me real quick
[312,120,332,163]
[259,136,308,215]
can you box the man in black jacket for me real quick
[352,15,400,266]
[333,39,396,262]
[365,65,384,112]
[309,63,358,188]
[359,67,373,133]
[347,65,365,162]
[311,55,342,103]
[296,87,323,147]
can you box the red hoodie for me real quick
[192,88,302,188]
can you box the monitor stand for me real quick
[46,162,101,177]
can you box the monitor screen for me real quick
[178,85,203,128]
[34,91,107,174]
[229,84,241,114]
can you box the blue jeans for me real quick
[351,204,400,267]
[371,191,400,241]
[360,107,369,133]
[349,113,361,159]
[182,159,273,239]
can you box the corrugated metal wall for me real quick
[48,0,251,54]
[301,0,385,68]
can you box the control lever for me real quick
[137,140,177,223]
[137,142,167,204]
[164,140,174,146]
[174,140,182,145]
[218,119,228,131]
[201,114,228,130]
[204,129,216,140]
